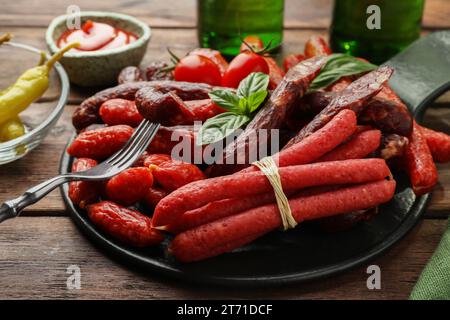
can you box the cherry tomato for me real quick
[174,55,222,86]
[221,51,269,88]
[239,35,264,52]
[189,48,228,76]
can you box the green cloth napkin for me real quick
[410,218,450,300]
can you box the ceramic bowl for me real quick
[46,11,151,87]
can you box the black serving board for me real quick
[60,139,428,286]
[59,31,450,286]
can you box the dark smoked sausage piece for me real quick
[284,66,393,149]
[72,81,220,130]
[135,87,196,126]
[117,62,174,84]
[378,134,409,160]
[73,82,149,130]
[208,55,328,176]
[296,90,334,116]
[136,93,225,126]
[117,66,145,84]
[326,77,352,92]
[297,86,413,137]
[328,79,413,137]
[360,85,413,136]
[299,35,412,137]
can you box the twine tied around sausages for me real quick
[252,157,298,231]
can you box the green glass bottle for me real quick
[197,0,284,57]
[330,0,425,64]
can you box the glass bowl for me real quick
[0,42,69,165]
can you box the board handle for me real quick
[383,31,450,119]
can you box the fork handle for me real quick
[0,174,71,223]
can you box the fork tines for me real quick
[107,120,160,168]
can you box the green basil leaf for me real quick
[247,90,268,113]
[235,90,268,115]
[309,54,378,92]
[238,97,250,115]
[208,90,241,113]
[237,72,270,98]
[197,112,250,145]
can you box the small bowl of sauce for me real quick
[57,20,138,52]
[46,12,151,87]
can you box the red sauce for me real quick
[57,20,138,51]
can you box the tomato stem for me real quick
[240,37,257,53]
[259,39,274,54]
[239,36,275,56]
[167,47,181,63]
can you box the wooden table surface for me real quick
[0,0,449,300]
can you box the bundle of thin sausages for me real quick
[152,109,396,262]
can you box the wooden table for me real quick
[0,0,449,300]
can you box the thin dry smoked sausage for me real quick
[284,66,393,148]
[168,193,277,233]
[170,179,396,262]
[242,109,357,173]
[417,124,450,163]
[153,158,390,229]
[405,121,438,195]
[170,127,380,233]
[316,130,381,162]
[153,109,357,228]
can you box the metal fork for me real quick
[0,120,160,224]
